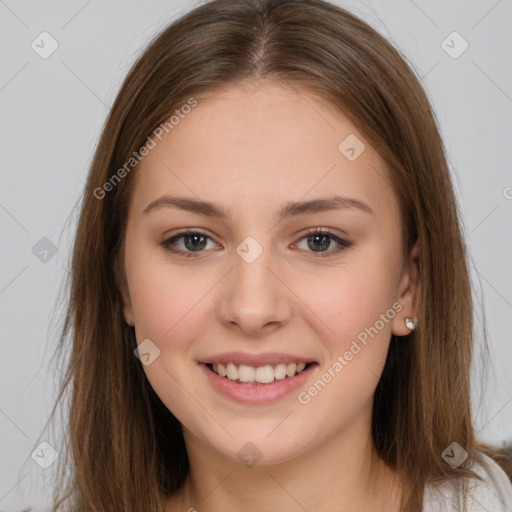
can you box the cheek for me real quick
[297,260,399,348]
[126,246,209,341]
[293,271,398,419]
[291,253,401,409]
[125,254,215,423]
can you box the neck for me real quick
[166,416,403,511]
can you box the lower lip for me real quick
[199,363,318,404]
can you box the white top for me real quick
[422,453,512,511]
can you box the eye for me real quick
[293,227,352,257]
[161,227,352,258]
[160,230,219,258]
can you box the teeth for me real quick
[274,363,287,380]
[255,365,274,384]
[211,361,309,384]
[239,364,255,382]
[217,363,227,377]
[226,362,238,380]
[286,363,297,377]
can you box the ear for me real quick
[391,239,420,336]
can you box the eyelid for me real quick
[160,227,353,257]
[292,227,352,256]
[299,226,351,241]
[160,229,218,253]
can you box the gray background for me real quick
[1,0,511,509]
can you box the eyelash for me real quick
[160,228,353,259]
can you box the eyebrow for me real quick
[142,194,374,220]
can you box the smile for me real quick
[207,362,310,384]
[200,360,319,404]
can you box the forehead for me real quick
[130,81,397,220]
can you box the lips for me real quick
[199,359,318,404]
[198,352,318,401]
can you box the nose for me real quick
[218,243,293,337]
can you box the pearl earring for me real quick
[405,317,418,330]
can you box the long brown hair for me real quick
[46,0,507,510]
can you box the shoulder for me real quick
[422,453,512,511]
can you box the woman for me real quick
[48,0,512,510]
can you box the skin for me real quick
[120,80,420,511]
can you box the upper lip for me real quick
[200,352,317,367]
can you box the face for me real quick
[120,81,419,466]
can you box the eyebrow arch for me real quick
[142,194,374,220]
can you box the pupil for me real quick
[185,234,206,251]
[309,234,329,251]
